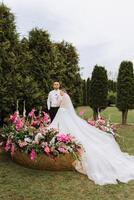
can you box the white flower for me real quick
[49,137,56,145]
[67,146,73,152]
[35,133,44,142]
[41,142,45,148]
[24,137,32,143]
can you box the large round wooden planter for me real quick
[12,151,77,171]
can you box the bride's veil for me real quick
[61,93,77,116]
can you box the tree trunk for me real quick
[122,109,128,125]
[93,109,98,121]
[124,109,128,124]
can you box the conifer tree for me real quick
[116,61,134,124]
[89,65,108,120]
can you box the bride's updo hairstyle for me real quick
[60,88,67,93]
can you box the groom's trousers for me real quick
[49,107,59,122]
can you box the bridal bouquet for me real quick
[1,109,81,160]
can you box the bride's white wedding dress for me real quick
[50,93,134,185]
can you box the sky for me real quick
[2,0,134,79]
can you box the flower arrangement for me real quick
[88,114,117,136]
[1,108,81,161]
[78,109,116,136]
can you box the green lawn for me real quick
[76,106,134,124]
[0,107,134,200]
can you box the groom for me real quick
[47,81,61,122]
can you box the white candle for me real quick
[16,99,19,117]
[16,99,19,112]
[98,108,101,119]
[23,100,26,118]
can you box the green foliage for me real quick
[86,78,91,105]
[116,61,134,124]
[107,91,117,106]
[0,3,19,121]
[82,80,87,105]
[0,4,83,124]
[89,65,108,119]
[117,61,134,111]
[56,41,83,106]
[108,79,117,92]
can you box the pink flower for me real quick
[11,144,15,156]
[43,116,49,123]
[30,149,36,160]
[77,147,83,156]
[79,110,85,116]
[42,111,48,116]
[58,147,68,154]
[88,120,95,126]
[44,146,50,154]
[10,112,18,124]
[18,140,28,147]
[42,112,50,123]
[97,119,106,125]
[15,119,24,131]
[28,108,36,118]
[5,140,11,152]
[56,134,71,143]
[99,126,107,132]
[5,144,10,152]
[32,120,39,127]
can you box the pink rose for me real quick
[56,134,71,143]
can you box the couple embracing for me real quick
[47,81,134,185]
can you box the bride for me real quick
[50,89,134,185]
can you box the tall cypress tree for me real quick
[0,3,19,122]
[16,38,44,113]
[108,80,117,92]
[116,61,134,124]
[56,41,83,106]
[86,77,91,105]
[49,43,66,83]
[89,65,108,120]
[82,80,87,106]
[28,28,53,102]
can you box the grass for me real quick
[76,106,134,124]
[0,107,134,200]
